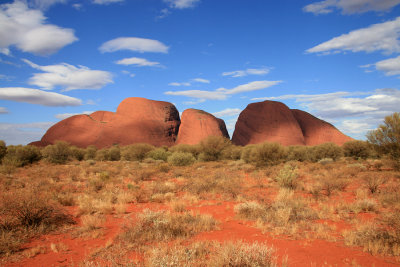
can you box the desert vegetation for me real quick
[0,113,399,266]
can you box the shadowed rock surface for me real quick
[232,101,306,146]
[32,97,181,148]
[291,109,353,146]
[232,100,352,146]
[176,109,230,145]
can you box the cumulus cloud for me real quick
[165,80,282,101]
[0,107,9,114]
[212,108,241,117]
[99,37,169,53]
[164,0,201,9]
[304,0,400,15]
[0,1,77,56]
[115,57,161,67]
[252,88,400,139]
[23,59,113,91]
[0,87,82,106]
[307,17,400,55]
[55,111,93,120]
[222,68,270,78]
[363,55,400,76]
[0,121,54,145]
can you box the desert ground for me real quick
[0,139,400,267]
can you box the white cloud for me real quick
[116,57,161,67]
[29,0,66,10]
[0,1,77,56]
[192,78,210,83]
[212,108,241,117]
[304,0,400,15]
[121,70,136,78]
[252,88,400,139]
[164,0,201,9]
[0,74,13,81]
[366,55,400,76]
[0,87,82,106]
[23,59,113,91]
[169,82,191,87]
[0,107,9,114]
[222,68,270,78]
[165,80,281,101]
[0,121,54,145]
[92,0,124,4]
[99,37,169,53]
[55,111,93,120]
[307,17,400,55]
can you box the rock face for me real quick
[291,109,353,146]
[232,100,352,146]
[232,101,306,146]
[34,97,180,148]
[176,109,230,145]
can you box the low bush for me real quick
[343,140,372,159]
[42,141,71,164]
[242,142,287,167]
[311,143,343,162]
[287,146,310,162]
[276,163,298,189]
[221,145,243,160]
[95,146,121,161]
[168,152,196,166]
[147,147,171,161]
[70,146,85,161]
[169,143,200,158]
[199,136,231,161]
[84,145,97,160]
[0,140,6,162]
[121,143,154,161]
[3,145,41,167]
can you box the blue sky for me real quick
[1,0,400,145]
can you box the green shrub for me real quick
[221,145,243,160]
[311,142,343,162]
[70,146,85,161]
[367,112,400,159]
[95,146,121,161]
[168,152,196,166]
[3,145,41,167]
[147,147,171,161]
[343,140,372,159]
[169,143,200,158]
[121,143,154,161]
[287,146,310,162]
[242,142,287,167]
[199,136,231,161]
[0,140,6,163]
[41,141,71,164]
[84,145,97,160]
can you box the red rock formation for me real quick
[232,100,352,146]
[291,109,353,146]
[33,97,180,148]
[176,109,230,145]
[232,101,306,146]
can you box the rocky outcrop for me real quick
[291,109,353,146]
[176,109,229,145]
[33,97,181,148]
[232,100,352,146]
[232,101,306,146]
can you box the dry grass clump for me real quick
[235,189,317,235]
[361,173,387,194]
[0,188,73,255]
[146,241,279,267]
[275,163,298,189]
[119,209,218,244]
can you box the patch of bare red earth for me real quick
[4,201,399,266]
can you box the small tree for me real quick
[367,112,400,159]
